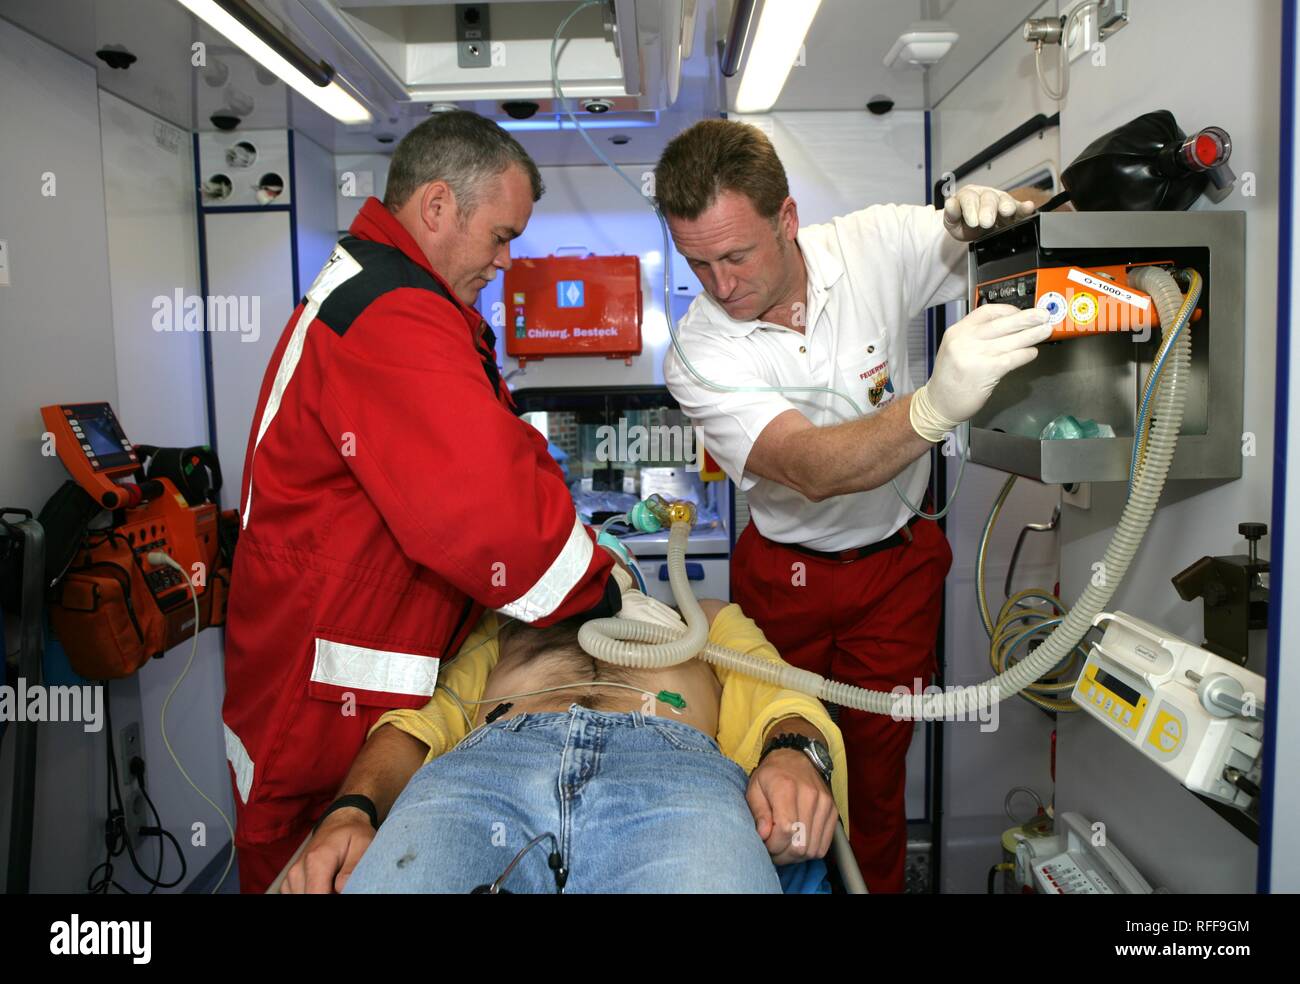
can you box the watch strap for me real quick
[314,794,379,832]
[761,732,832,786]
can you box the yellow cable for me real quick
[976,487,1083,713]
[977,475,1019,637]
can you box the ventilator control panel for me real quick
[976,271,1037,308]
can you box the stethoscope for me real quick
[471,832,568,894]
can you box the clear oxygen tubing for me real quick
[548,0,969,522]
[579,266,1197,718]
[596,512,648,590]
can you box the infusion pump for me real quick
[1072,612,1265,810]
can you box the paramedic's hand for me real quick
[910,304,1054,443]
[610,563,635,594]
[747,752,837,864]
[943,184,1037,242]
[280,810,375,894]
[618,589,686,632]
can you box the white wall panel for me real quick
[203,210,295,512]
[100,89,234,893]
[0,17,119,892]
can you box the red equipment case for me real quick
[504,253,642,365]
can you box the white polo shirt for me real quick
[664,204,966,552]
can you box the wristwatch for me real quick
[760,733,833,787]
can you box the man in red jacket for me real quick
[222,111,622,892]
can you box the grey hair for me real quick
[382,110,544,215]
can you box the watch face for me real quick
[810,740,832,772]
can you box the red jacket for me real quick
[222,197,617,849]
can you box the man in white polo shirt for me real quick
[656,120,1051,892]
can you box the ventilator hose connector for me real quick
[579,266,1194,717]
[578,520,709,667]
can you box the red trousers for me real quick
[236,827,312,894]
[731,519,951,893]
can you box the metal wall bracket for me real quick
[1097,0,1130,40]
[456,4,492,69]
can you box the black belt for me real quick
[780,512,925,565]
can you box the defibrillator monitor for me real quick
[41,402,142,508]
[79,408,131,465]
[49,402,134,472]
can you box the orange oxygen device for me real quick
[40,402,233,679]
[973,261,1198,341]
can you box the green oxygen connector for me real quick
[656,690,687,709]
[628,494,697,533]
[627,499,662,533]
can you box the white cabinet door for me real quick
[638,556,730,606]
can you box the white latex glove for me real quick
[910,303,1054,443]
[608,563,685,631]
[943,184,1037,242]
[617,589,686,633]
[610,563,635,594]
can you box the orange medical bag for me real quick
[39,403,234,678]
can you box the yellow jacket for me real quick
[371,603,850,832]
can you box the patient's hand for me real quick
[280,810,375,894]
[746,751,837,865]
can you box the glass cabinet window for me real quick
[518,388,728,544]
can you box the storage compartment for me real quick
[966,211,1245,483]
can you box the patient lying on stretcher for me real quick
[281,577,849,893]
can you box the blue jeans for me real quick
[344,704,783,893]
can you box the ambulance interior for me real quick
[0,0,1296,896]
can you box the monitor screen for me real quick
[72,405,132,469]
[81,413,124,459]
[1095,667,1142,708]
